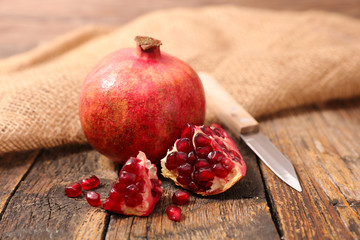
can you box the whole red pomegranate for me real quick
[79,36,205,164]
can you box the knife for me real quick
[198,72,302,192]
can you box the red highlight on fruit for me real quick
[166,206,181,222]
[65,182,82,198]
[79,36,206,164]
[161,123,247,196]
[81,175,100,190]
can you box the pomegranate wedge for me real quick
[103,151,162,216]
[161,123,246,196]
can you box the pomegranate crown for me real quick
[134,36,162,51]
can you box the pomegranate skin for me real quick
[79,36,205,164]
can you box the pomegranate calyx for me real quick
[134,36,162,51]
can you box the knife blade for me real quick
[198,72,302,192]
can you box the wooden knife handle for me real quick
[198,72,259,135]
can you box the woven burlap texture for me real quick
[1,5,360,155]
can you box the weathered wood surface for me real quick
[1,0,360,239]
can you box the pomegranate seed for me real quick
[119,171,137,184]
[222,158,235,170]
[172,190,190,205]
[122,157,141,174]
[166,206,181,222]
[196,168,215,182]
[126,184,140,196]
[207,151,225,164]
[181,123,194,139]
[177,175,191,185]
[86,191,101,206]
[177,163,193,176]
[194,159,210,170]
[176,138,193,153]
[212,163,230,178]
[187,151,196,165]
[211,123,228,137]
[113,181,127,191]
[195,146,212,158]
[229,150,241,159]
[151,179,163,197]
[215,138,227,149]
[165,152,177,170]
[194,133,211,147]
[125,194,143,207]
[199,181,212,189]
[109,188,124,201]
[81,175,100,190]
[65,182,82,198]
[136,180,146,193]
[188,181,199,191]
[201,125,213,136]
[174,152,187,166]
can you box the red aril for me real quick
[172,190,190,205]
[161,123,246,196]
[103,151,162,216]
[166,206,182,222]
[65,182,82,198]
[79,36,205,164]
[81,175,100,190]
[86,191,101,207]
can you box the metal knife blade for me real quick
[198,72,302,192]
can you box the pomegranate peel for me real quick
[103,151,162,216]
[161,123,246,196]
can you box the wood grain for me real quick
[259,99,360,239]
[0,145,118,239]
[0,150,39,218]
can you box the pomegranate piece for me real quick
[172,190,190,205]
[86,191,102,207]
[166,206,182,222]
[103,151,163,216]
[161,123,246,196]
[65,182,82,198]
[81,175,100,190]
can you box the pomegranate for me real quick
[161,123,246,196]
[79,36,205,164]
[166,206,182,222]
[103,151,163,216]
[86,191,102,207]
[65,182,82,198]
[81,175,100,190]
[172,190,190,205]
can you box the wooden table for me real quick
[1,0,360,239]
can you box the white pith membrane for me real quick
[161,124,246,196]
[104,151,162,216]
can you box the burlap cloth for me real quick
[1,5,360,155]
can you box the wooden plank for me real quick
[105,140,280,239]
[258,101,360,239]
[0,150,39,217]
[0,145,118,239]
